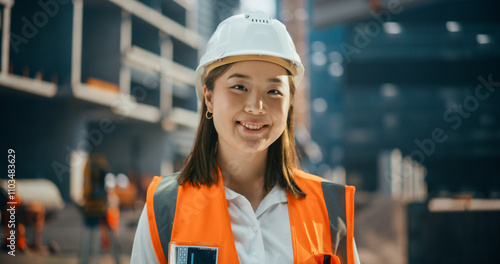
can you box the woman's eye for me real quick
[231,85,247,90]
[268,89,282,95]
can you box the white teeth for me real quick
[240,122,263,130]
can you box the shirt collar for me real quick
[224,186,240,201]
[224,185,288,217]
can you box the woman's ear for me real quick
[204,86,214,112]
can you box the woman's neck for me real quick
[216,141,269,211]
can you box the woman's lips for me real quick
[236,121,268,133]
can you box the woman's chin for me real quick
[233,141,270,155]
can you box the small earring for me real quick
[206,110,213,119]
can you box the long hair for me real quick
[177,63,306,198]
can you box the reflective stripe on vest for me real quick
[147,172,179,264]
[147,169,355,264]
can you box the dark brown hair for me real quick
[177,63,305,198]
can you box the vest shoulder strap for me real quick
[147,172,179,264]
[322,180,355,264]
[291,170,356,264]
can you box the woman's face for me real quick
[204,60,291,155]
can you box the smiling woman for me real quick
[198,60,302,204]
[131,11,360,264]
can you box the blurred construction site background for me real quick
[1,0,499,263]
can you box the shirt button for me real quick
[252,226,258,233]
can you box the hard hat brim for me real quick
[206,54,298,77]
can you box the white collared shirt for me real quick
[131,185,361,264]
[225,185,293,263]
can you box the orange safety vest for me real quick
[147,168,355,264]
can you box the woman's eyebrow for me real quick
[227,73,249,80]
[268,77,283,84]
[227,73,284,84]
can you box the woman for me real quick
[132,11,360,264]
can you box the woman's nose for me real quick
[244,95,265,115]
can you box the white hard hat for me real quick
[195,11,304,101]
